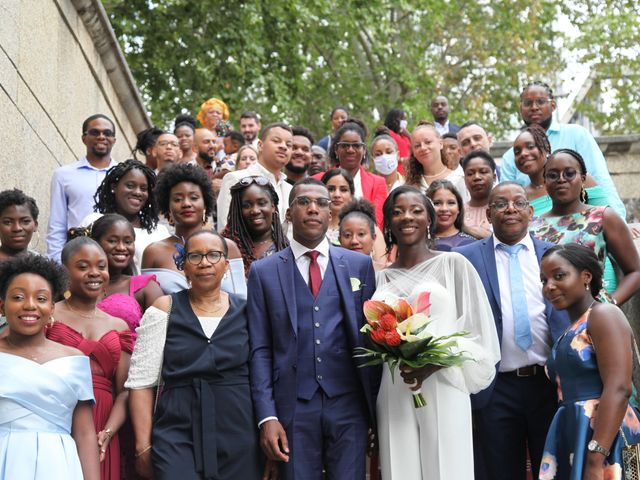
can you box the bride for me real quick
[375,186,500,479]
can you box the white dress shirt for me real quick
[352,169,364,200]
[216,162,292,231]
[290,237,330,283]
[493,233,551,371]
[434,120,450,136]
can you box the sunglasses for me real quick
[84,128,115,138]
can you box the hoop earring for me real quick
[580,187,587,203]
[31,230,41,251]
[168,213,175,226]
[48,316,56,327]
[202,212,207,225]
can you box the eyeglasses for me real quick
[489,199,530,212]
[544,168,578,182]
[84,128,115,138]
[158,140,180,148]
[186,250,226,265]
[238,176,270,187]
[336,142,365,151]
[291,196,331,209]
[521,98,552,108]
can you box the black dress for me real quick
[152,290,262,479]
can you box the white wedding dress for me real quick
[374,253,500,480]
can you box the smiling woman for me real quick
[221,176,289,277]
[46,237,132,480]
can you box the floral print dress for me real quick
[539,309,640,479]
[531,206,617,294]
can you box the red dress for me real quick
[47,322,133,480]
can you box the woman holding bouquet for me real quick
[375,185,500,479]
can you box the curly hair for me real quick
[154,163,214,219]
[0,254,68,300]
[405,123,441,187]
[221,180,288,276]
[0,189,39,221]
[339,198,376,237]
[92,159,158,233]
[382,185,437,253]
[384,108,405,134]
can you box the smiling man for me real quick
[431,95,460,135]
[454,182,569,480]
[216,123,293,231]
[47,114,117,262]
[500,81,625,219]
[247,178,378,479]
[284,127,314,186]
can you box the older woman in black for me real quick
[126,230,264,479]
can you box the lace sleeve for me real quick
[124,306,168,389]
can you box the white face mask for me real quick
[399,119,408,130]
[374,153,398,175]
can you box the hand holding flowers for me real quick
[354,292,472,407]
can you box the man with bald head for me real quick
[431,95,460,135]
[192,128,217,176]
[454,182,569,480]
[457,121,501,180]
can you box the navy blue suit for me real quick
[248,246,379,479]
[454,234,570,480]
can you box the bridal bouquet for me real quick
[354,292,471,408]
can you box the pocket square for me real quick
[350,277,361,292]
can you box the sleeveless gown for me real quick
[47,323,133,480]
[0,353,94,479]
[539,309,640,479]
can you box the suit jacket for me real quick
[247,245,379,428]
[312,166,387,230]
[453,234,570,408]
[449,123,461,135]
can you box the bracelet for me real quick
[135,445,152,458]
[103,428,113,439]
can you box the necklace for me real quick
[531,182,545,190]
[65,300,97,320]
[423,165,447,179]
[189,292,226,315]
[5,336,41,361]
[172,233,185,244]
[253,238,272,246]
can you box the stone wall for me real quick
[0,0,149,251]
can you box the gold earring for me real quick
[168,213,175,226]
[202,212,207,225]
[49,316,56,327]
[63,290,72,300]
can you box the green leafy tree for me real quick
[104,0,565,139]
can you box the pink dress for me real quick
[97,275,157,338]
[46,323,133,480]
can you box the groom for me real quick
[247,178,378,479]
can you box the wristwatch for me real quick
[587,439,610,457]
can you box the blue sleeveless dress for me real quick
[0,353,94,479]
[539,309,640,479]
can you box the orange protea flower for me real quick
[380,313,398,331]
[363,300,396,326]
[370,329,387,344]
[385,330,401,346]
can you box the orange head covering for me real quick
[196,98,230,128]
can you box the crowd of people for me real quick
[2,81,640,480]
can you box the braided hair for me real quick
[517,123,551,156]
[520,81,554,100]
[221,180,288,276]
[92,159,159,233]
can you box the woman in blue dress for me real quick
[539,243,640,480]
[0,255,99,479]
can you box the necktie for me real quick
[497,243,532,351]
[305,250,322,298]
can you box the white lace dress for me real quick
[374,253,500,480]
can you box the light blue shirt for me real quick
[47,157,116,262]
[500,119,626,219]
